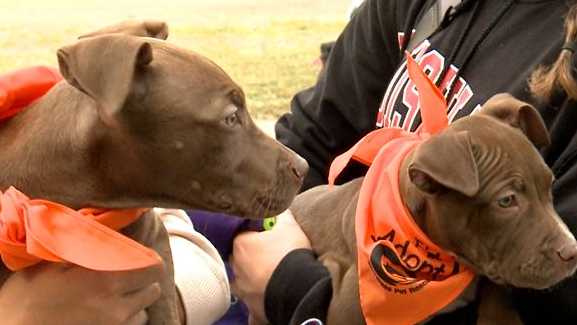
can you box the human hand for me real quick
[0,262,163,325]
[230,210,311,323]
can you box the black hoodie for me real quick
[268,0,577,324]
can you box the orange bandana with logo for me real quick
[329,55,474,325]
[0,66,161,271]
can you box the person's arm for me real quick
[276,0,408,191]
[512,98,577,324]
[264,249,333,325]
[156,208,231,325]
[230,211,313,324]
[230,212,333,325]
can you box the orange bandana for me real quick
[0,67,161,271]
[329,54,474,325]
[0,66,62,121]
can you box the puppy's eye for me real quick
[230,91,244,107]
[224,111,240,127]
[497,194,517,208]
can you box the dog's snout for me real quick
[557,243,577,262]
[290,155,309,180]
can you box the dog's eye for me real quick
[224,111,240,127]
[230,91,244,107]
[497,194,517,208]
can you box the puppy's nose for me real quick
[557,243,577,262]
[290,155,309,180]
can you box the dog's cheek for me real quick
[449,212,498,274]
[499,221,561,288]
[436,198,481,257]
[514,256,556,288]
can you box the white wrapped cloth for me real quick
[156,208,231,325]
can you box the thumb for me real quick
[271,210,311,249]
[273,210,298,227]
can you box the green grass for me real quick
[0,0,348,119]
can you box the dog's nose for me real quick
[290,155,309,180]
[557,243,577,262]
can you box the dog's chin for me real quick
[232,195,292,219]
[492,260,576,290]
[234,180,300,219]
[455,254,577,290]
[474,263,559,289]
[505,255,577,290]
[506,270,576,290]
[170,180,298,218]
[455,256,512,287]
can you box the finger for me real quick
[125,311,148,325]
[274,210,298,226]
[234,230,259,241]
[123,282,162,313]
[64,264,164,293]
[249,313,267,325]
[116,264,164,292]
[229,255,238,276]
[230,279,241,297]
[29,262,71,275]
[232,231,261,258]
[229,247,250,278]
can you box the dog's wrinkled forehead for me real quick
[56,33,244,127]
[451,104,552,191]
[143,40,244,119]
[407,93,551,199]
[148,40,238,89]
[452,93,548,161]
[476,93,550,148]
[467,115,545,164]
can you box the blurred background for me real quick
[0,0,349,122]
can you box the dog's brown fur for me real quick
[291,94,577,325]
[0,21,307,324]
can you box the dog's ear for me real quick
[78,20,169,40]
[57,34,153,124]
[409,131,479,197]
[479,93,550,148]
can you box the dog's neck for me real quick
[0,83,127,209]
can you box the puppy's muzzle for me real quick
[557,243,577,262]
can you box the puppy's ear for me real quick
[409,131,479,197]
[479,93,550,148]
[78,20,169,40]
[57,34,152,124]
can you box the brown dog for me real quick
[291,93,577,325]
[0,21,307,324]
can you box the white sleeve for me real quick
[155,208,231,325]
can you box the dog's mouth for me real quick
[454,253,514,287]
[252,195,286,217]
[191,187,292,219]
[485,271,508,286]
[458,256,577,290]
[456,254,542,288]
[207,195,286,220]
[471,252,577,290]
[173,167,300,219]
[239,182,296,219]
[512,257,577,290]
[168,184,294,220]
[460,259,515,288]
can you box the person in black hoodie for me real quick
[231,0,577,324]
